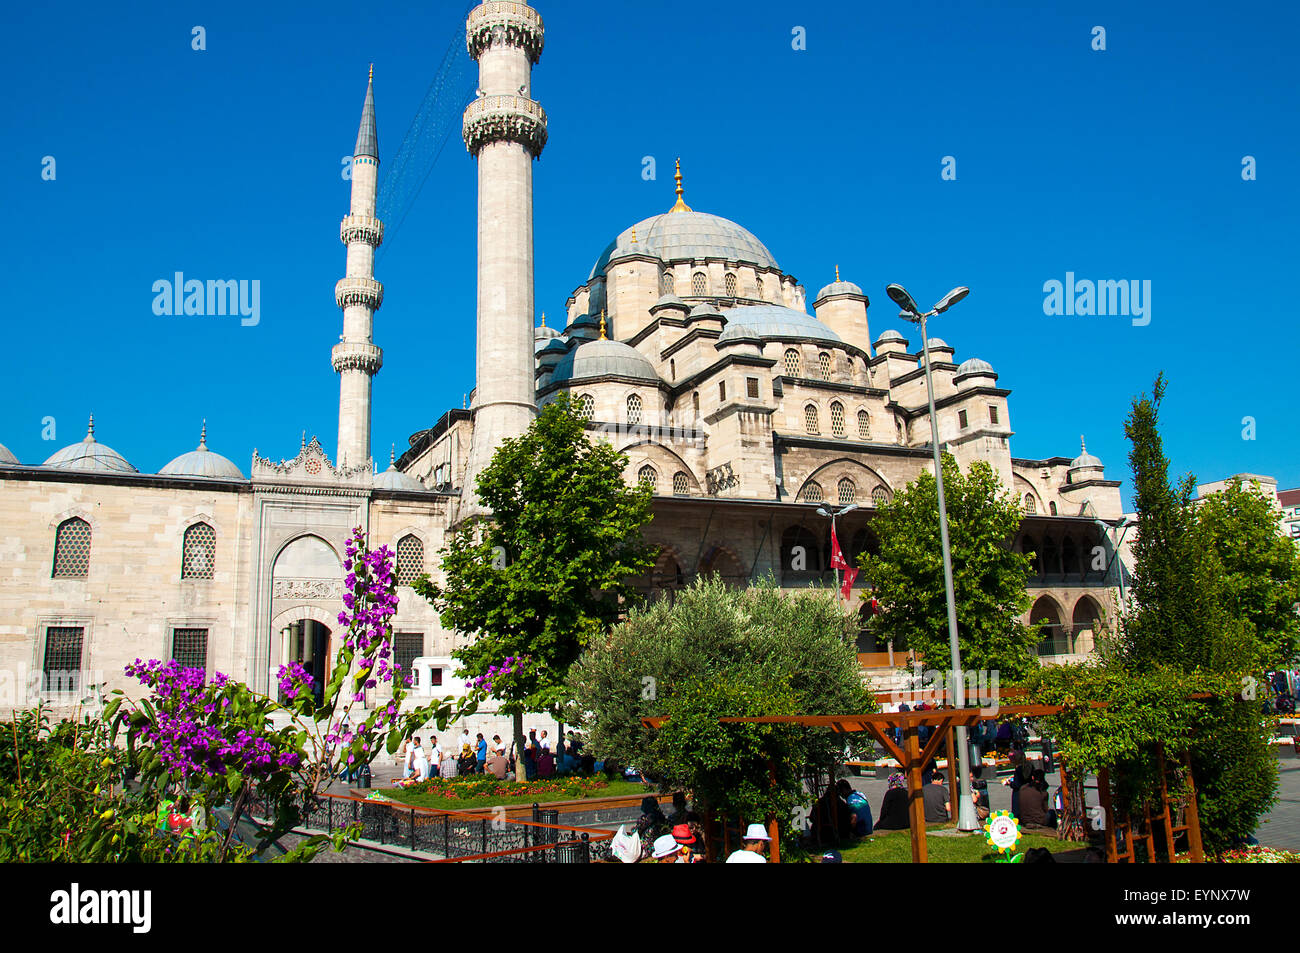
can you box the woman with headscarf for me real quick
[635,795,670,858]
[875,773,911,831]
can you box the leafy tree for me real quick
[416,395,657,767]
[1194,478,1300,669]
[861,455,1039,683]
[564,574,874,787]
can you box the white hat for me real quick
[743,823,772,841]
[652,833,682,858]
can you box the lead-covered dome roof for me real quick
[44,417,137,473]
[590,211,779,280]
[551,338,661,384]
[159,423,245,479]
[717,304,842,345]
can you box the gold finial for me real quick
[631,225,638,243]
[835,265,840,282]
[369,63,374,83]
[670,158,692,213]
[599,310,607,339]
[540,311,546,328]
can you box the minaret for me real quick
[332,66,385,471]
[460,0,548,514]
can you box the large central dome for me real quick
[589,210,780,280]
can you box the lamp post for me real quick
[815,502,859,596]
[885,282,979,831]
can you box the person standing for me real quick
[475,733,488,773]
[410,737,430,781]
[725,824,771,863]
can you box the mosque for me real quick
[0,1,1123,727]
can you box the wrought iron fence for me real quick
[284,794,614,863]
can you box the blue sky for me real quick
[4,0,1297,504]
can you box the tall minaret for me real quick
[332,67,385,471]
[460,0,548,514]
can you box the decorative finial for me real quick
[1081,435,1086,453]
[301,431,307,452]
[390,444,396,466]
[369,63,374,83]
[631,225,638,243]
[670,158,692,212]
[198,419,208,451]
[835,264,840,282]
[599,310,607,339]
[540,311,546,328]
[85,414,95,442]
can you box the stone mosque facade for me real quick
[0,1,1124,726]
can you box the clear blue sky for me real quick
[5,0,1297,505]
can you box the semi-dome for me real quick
[159,423,245,479]
[717,304,842,345]
[374,449,425,492]
[0,442,17,466]
[590,211,779,280]
[43,416,137,473]
[687,303,725,321]
[550,338,661,384]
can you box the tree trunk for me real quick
[512,710,525,782]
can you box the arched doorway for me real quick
[699,546,745,587]
[1071,596,1103,656]
[279,619,331,706]
[270,535,343,703]
[1030,596,1066,657]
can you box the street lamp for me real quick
[886,282,979,831]
[815,502,858,595]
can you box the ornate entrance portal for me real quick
[279,619,330,705]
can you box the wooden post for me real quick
[767,758,781,864]
[945,727,960,822]
[1181,749,1205,863]
[704,807,718,863]
[905,723,928,863]
[1097,766,1118,863]
[1156,746,1176,861]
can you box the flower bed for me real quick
[389,774,611,803]
[1217,846,1300,864]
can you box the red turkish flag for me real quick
[840,567,859,601]
[830,525,850,570]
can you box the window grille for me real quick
[396,534,425,586]
[627,394,643,425]
[42,626,83,693]
[830,402,845,437]
[577,394,595,419]
[804,404,820,435]
[673,471,690,495]
[724,273,737,297]
[802,481,823,503]
[638,464,658,489]
[747,377,759,399]
[959,409,968,429]
[662,273,675,294]
[181,522,216,579]
[53,518,91,578]
[818,352,831,381]
[857,410,871,439]
[872,486,889,506]
[171,628,209,670]
[394,632,424,683]
[783,349,801,376]
[838,478,856,505]
[1024,494,1037,514]
[989,405,1000,425]
[691,272,708,295]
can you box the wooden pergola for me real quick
[643,698,1206,863]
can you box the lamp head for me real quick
[839,503,859,516]
[932,286,970,314]
[886,283,920,316]
[815,506,831,518]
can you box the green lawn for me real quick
[380,778,651,812]
[837,825,1081,863]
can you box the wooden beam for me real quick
[1098,766,1118,863]
[1181,749,1205,863]
[946,727,960,820]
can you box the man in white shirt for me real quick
[429,735,442,770]
[539,729,551,752]
[725,824,772,863]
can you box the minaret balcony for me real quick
[335,276,384,310]
[331,341,384,375]
[462,94,548,157]
[340,215,385,247]
[466,1,545,64]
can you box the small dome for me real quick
[550,338,661,385]
[1071,437,1104,471]
[874,329,908,345]
[0,442,17,466]
[541,337,570,355]
[651,293,689,312]
[159,423,245,479]
[925,337,952,351]
[607,235,660,263]
[814,279,865,302]
[717,304,842,345]
[374,449,425,492]
[956,357,996,377]
[43,416,137,473]
[534,321,560,342]
[688,303,725,321]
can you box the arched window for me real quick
[691,272,708,296]
[1049,501,1058,515]
[801,481,824,503]
[752,275,764,299]
[181,522,216,579]
[577,394,594,419]
[724,273,738,297]
[804,404,820,435]
[818,352,832,380]
[661,272,675,295]
[52,517,91,578]
[837,478,856,505]
[672,471,690,496]
[830,401,845,437]
[1023,493,1037,514]
[395,534,424,586]
[626,393,643,425]
[638,464,658,490]
[692,392,700,418]
[783,348,801,377]
[871,486,889,507]
[857,409,871,439]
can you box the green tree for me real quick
[564,574,874,787]
[1195,478,1300,669]
[416,395,657,766]
[861,455,1039,683]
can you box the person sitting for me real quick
[536,746,555,778]
[1017,769,1055,830]
[457,744,477,776]
[812,778,857,844]
[846,786,874,836]
[485,753,510,780]
[636,796,670,859]
[922,771,950,824]
[875,773,911,831]
[969,767,991,822]
[440,745,458,779]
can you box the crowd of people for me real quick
[608,793,775,863]
[396,727,594,782]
